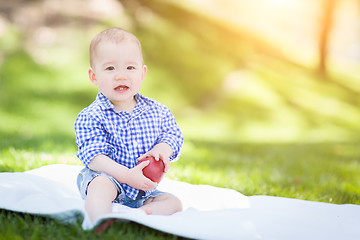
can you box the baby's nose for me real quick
[115,70,126,80]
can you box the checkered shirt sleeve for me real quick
[74,108,112,166]
[156,107,183,162]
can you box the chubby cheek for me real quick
[132,82,143,93]
[126,75,141,88]
[97,80,113,93]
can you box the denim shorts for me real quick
[77,168,164,208]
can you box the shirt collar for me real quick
[96,92,149,115]
[96,92,115,110]
[132,93,149,116]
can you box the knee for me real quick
[87,176,118,201]
[165,194,183,213]
[172,195,183,212]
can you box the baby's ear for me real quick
[88,67,97,86]
[141,65,148,81]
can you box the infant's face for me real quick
[91,40,146,111]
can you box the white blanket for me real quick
[0,164,359,240]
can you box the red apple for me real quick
[138,156,165,183]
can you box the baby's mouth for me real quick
[114,85,129,91]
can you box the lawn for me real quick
[0,140,359,239]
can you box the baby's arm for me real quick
[137,142,173,172]
[88,154,157,191]
[155,107,184,163]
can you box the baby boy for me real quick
[74,27,184,223]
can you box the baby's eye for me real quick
[105,66,115,71]
[127,66,136,70]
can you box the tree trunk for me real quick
[318,0,337,77]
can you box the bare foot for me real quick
[140,206,153,215]
[95,218,116,235]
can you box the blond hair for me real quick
[89,27,143,68]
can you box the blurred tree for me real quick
[318,0,337,78]
[130,0,299,107]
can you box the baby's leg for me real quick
[85,176,118,223]
[140,193,182,215]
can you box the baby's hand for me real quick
[125,160,157,191]
[137,142,173,172]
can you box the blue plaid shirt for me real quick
[74,92,183,200]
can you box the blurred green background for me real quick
[0,0,360,154]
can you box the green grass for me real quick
[0,210,182,240]
[174,141,360,205]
